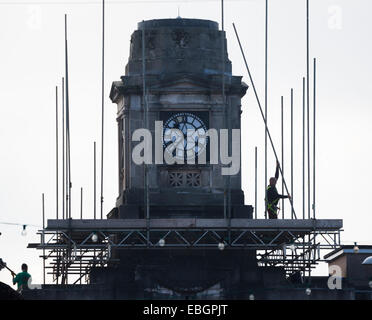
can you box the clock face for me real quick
[163,112,208,161]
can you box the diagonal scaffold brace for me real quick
[232,22,297,219]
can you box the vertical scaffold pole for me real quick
[221,0,231,241]
[64,14,72,219]
[264,0,269,219]
[80,187,83,219]
[221,0,227,222]
[291,88,294,219]
[306,0,311,220]
[42,193,45,285]
[142,22,150,246]
[281,96,284,219]
[62,78,65,220]
[313,58,316,219]
[94,141,97,219]
[302,77,305,219]
[100,0,105,220]
[255,146,258,219]
[55,86,59,220]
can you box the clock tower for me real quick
[109,18,252,219]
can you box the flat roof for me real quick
[324,245,372,261]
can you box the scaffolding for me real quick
[28,218,342,284]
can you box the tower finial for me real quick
[177,6,181,19]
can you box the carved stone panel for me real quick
[168,170,201,187]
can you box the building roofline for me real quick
[324,245,372,261]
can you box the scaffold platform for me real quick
[28,218,342,284]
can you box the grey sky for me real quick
[0,0,371,286]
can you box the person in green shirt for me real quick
[12,263,31,292]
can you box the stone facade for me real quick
[109,18,252,219]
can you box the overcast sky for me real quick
[1,0,371,287]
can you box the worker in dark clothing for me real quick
[12,263,31,292]
[266,161,291,219]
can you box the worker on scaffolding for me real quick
[266,161,291,219]
[12,263,31,292]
